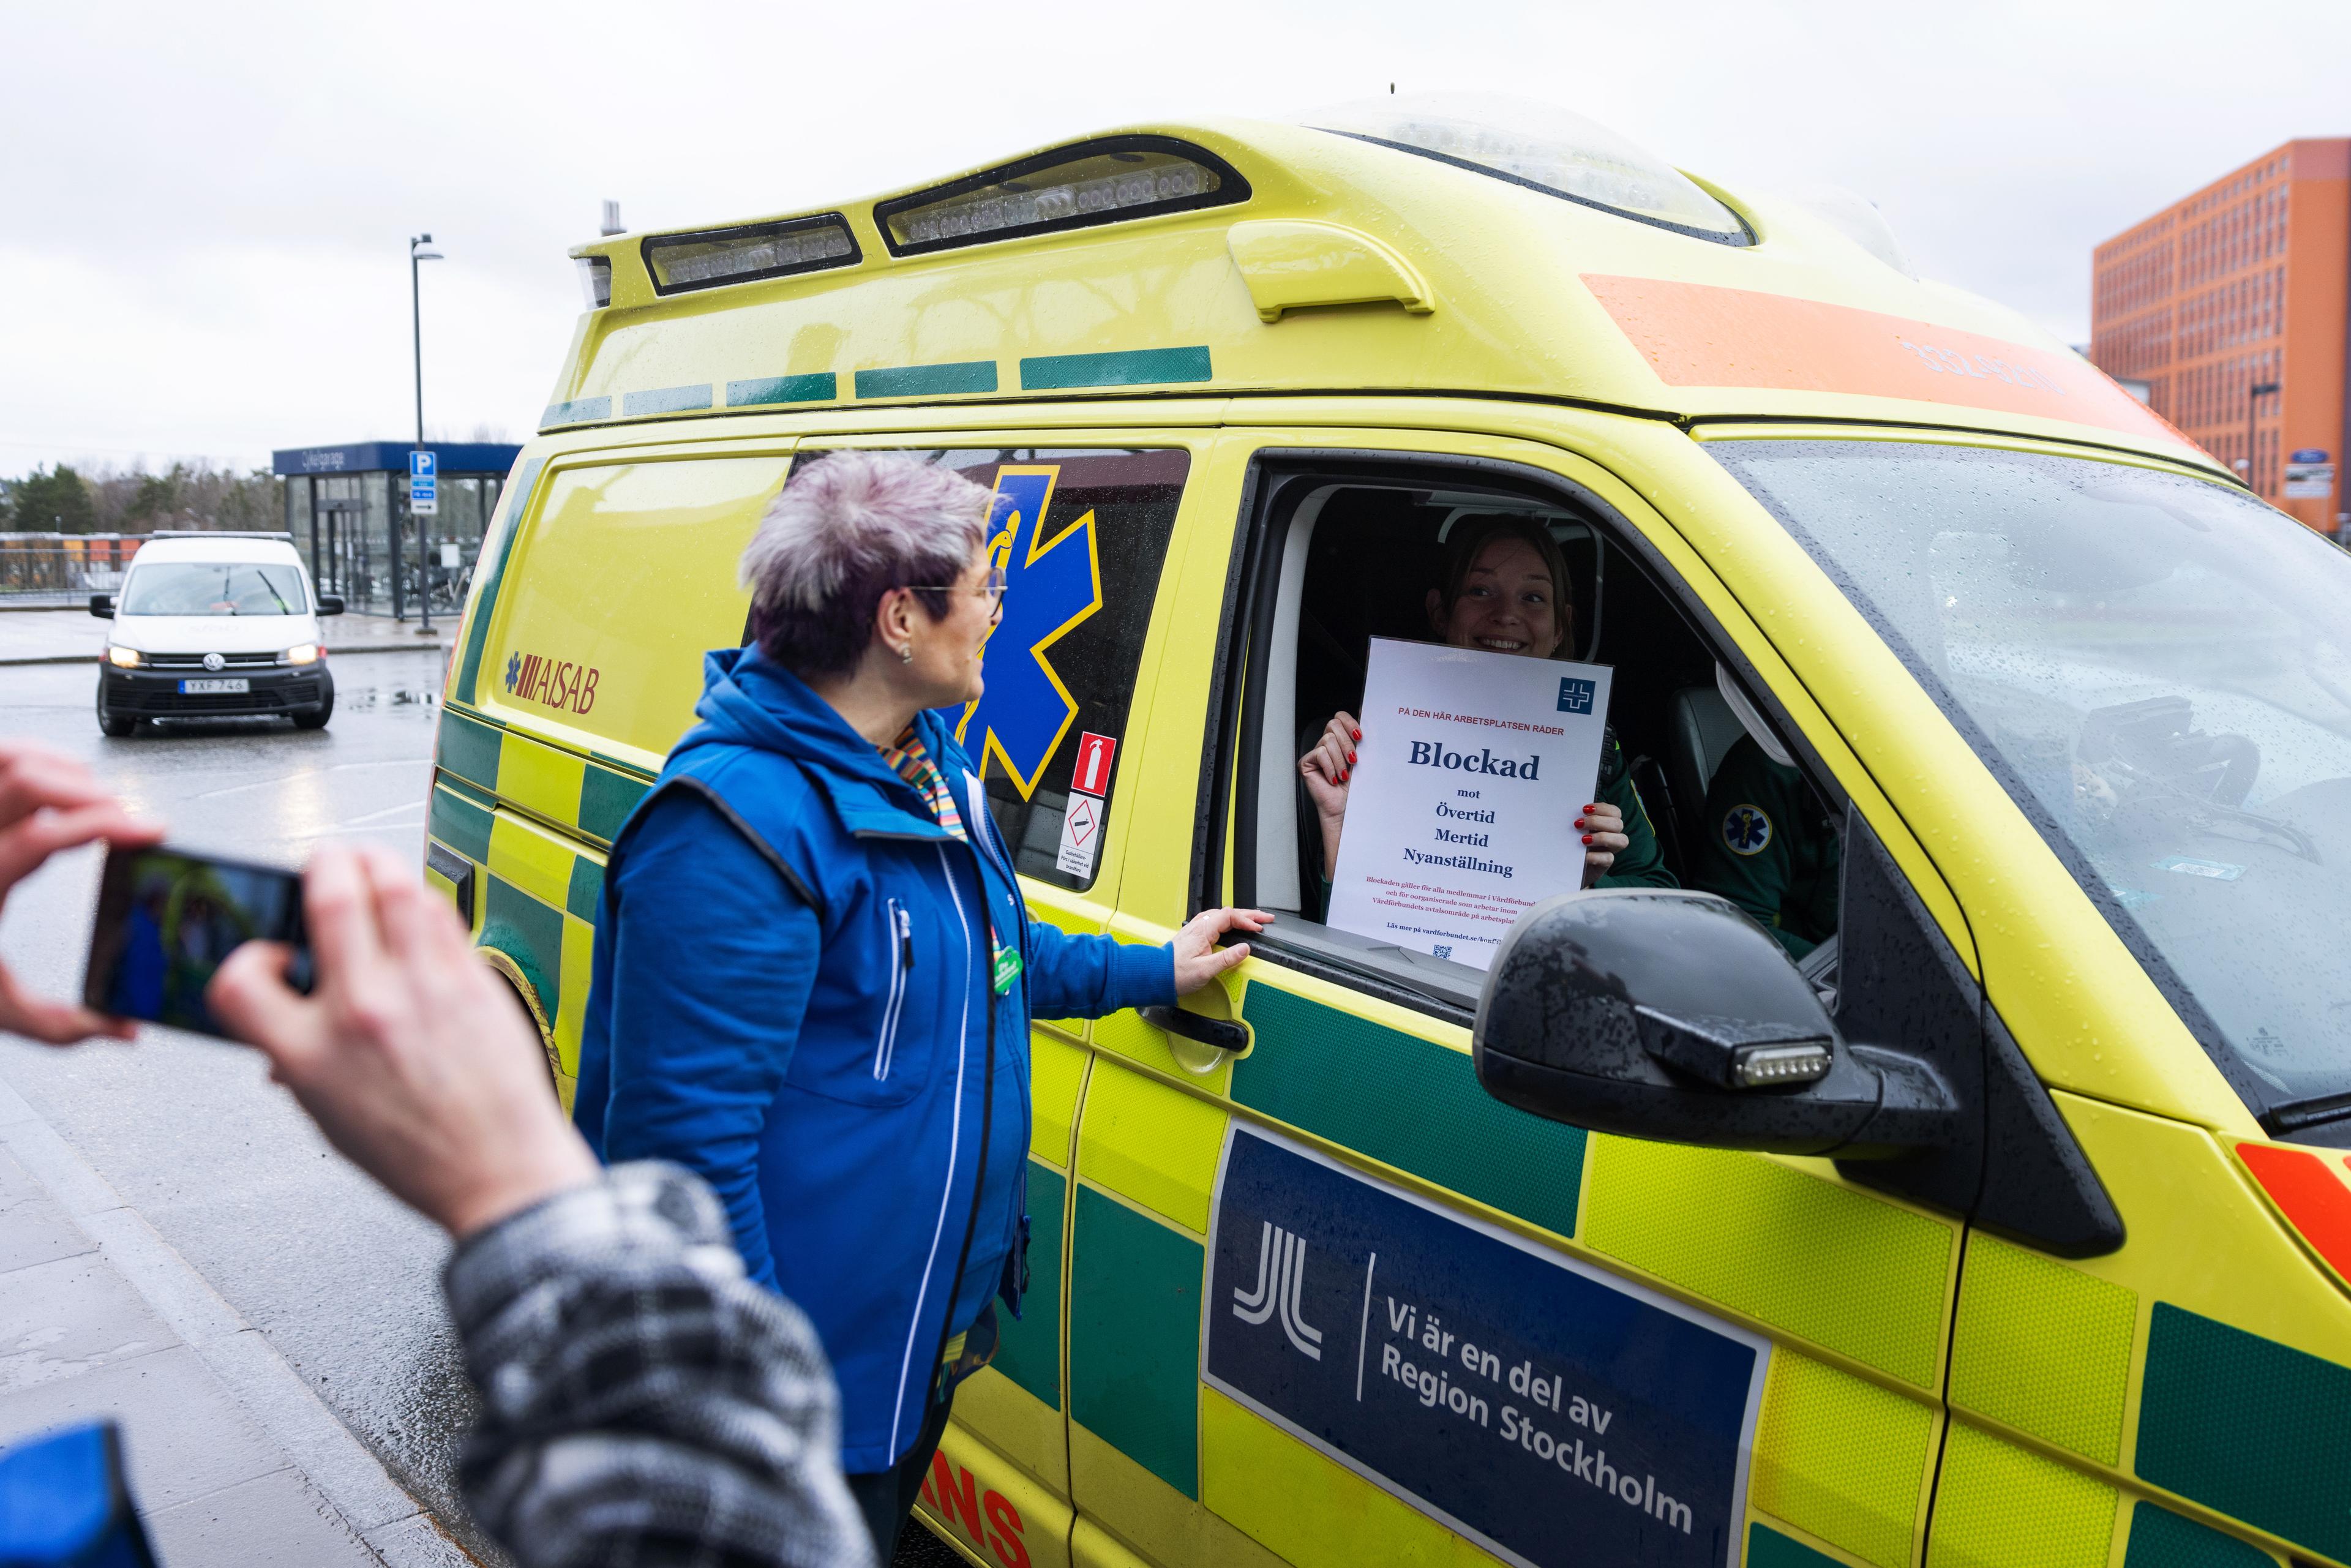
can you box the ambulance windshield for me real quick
[1713,438,2351,1138]
[1308,92,1750,245]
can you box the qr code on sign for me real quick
[1431,945,1452,960]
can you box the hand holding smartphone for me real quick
[83,844,313,1040]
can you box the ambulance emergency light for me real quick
[876,136,1250,257]
[1310,91,1752,247]
[575,256,612,310]
[642,214,861,296]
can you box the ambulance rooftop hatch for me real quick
[547,93,2210,474]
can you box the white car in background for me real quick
[91,533,342,735]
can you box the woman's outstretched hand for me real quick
[1297,710,1360,879]
[0,741,162,1045]
[1171,907,1275,994]
[1578,800,1629,887]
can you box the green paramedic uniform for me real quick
[1592,726,1677,890]
[1687,734,1838,955]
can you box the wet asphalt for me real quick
[0,651,500,1558]
[0,652,967,1567]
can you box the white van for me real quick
[90,533,341,735]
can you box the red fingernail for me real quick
[1582,834,1594,844]
[1575,817,1587,828]
[1352,729,1362,741]
[1347,751,1357,764]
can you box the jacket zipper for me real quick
[872,896,912,1081]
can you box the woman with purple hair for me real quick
[571,451,1269,1558]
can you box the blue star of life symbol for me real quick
[1723,804,1772,857]
[954,466,1101,798]
[503,651,521,692]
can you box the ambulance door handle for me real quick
[1141,1005,1248,1054]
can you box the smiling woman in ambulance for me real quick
[1298,515,1676,890]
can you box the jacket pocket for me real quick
[871,898,912,1081]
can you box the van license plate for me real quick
[179,678,249,694]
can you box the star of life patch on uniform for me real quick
[1722,804,1772,857]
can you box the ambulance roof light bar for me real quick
[641,213,861,297]
[1308,91,1752,247]
[875,135,1250,257]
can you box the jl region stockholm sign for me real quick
[1204,1124,1768,1568]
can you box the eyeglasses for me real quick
[904,567,1008,604]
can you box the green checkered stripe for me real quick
[1231,985,1586,1239]
[1070,1182,1203,1498]
[430,708,653,1043]
[538,344,1216,431]
[1052,983,1590,1504]
[991,1160,1065,1413]
[2122,1501,2277,1567]
[428,771,568,1022]
[2135,1302,2351,1562]
[434,707,653,845]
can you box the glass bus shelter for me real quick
[272,441,521,620]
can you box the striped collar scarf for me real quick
[877,725,966,841]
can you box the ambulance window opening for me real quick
[1205,452,1848,1027]
[1225,464,1639,1021]
[640,213,863,297]
[872,135,1252,258]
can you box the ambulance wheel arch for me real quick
[1187,435,2118,1256]
[474,942,564,1100]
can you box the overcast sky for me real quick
[5,0,2346,480]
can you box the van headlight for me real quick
[279,643,321,666]
[105,645,142,668]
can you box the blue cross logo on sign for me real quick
[1556,677,1596,715]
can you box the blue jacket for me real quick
[572,645,1174,1471]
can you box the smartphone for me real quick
[83,844,311,1040]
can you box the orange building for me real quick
[2091,138,2349,534]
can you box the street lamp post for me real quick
[409,233,444,631]
[2245,378,2282,497]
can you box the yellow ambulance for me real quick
[422,96,2351,1568]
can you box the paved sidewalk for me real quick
[0,1071,474,1566]
[0,609,445,666]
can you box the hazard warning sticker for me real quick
[1056,790,1106,878]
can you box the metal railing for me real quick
[0,535,146,606]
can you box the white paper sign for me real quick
[1324,638,1613,970]
[1056,790,1106,878]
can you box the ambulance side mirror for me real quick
[1472,890,1959,1157]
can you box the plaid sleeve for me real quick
[443,1162,876,1568]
